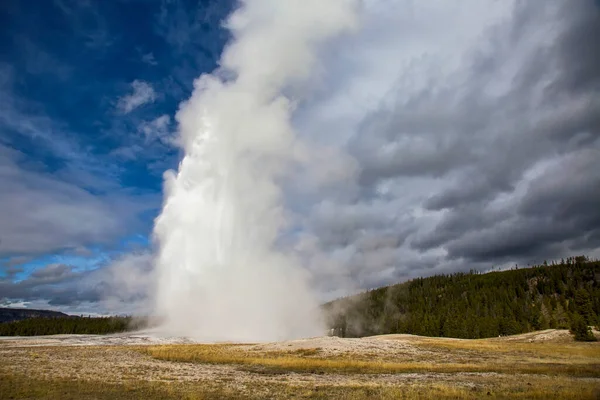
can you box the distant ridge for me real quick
[0,307,69,323]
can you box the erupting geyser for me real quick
[152,0,358,341]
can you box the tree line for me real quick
[0,316,139,336]
[324,256,599,341]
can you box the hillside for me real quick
[324,256,600,339]
[0,307,69,323]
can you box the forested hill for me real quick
[0,308,69,323]
[325,256,600,339]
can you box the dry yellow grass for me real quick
[139,336,600,377]
[413,336,600,358]
[1,332,599,399]
[2,370,599,400]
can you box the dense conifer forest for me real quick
[0,316,137,336]
[325,256,599,340]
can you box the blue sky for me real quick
[0,0,233,308]
[1,0,599,313]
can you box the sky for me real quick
[1,0,599,314]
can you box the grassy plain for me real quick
[1,330,599,399]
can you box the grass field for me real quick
[141,341,600,376]
[1,330,599,399]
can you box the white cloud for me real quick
[0,144,158,256]
[116,80,156,114]
[141,52,158,66]
[138,114,175,145]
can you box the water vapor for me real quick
[153,0,359,341]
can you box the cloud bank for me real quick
[290,0,600,294]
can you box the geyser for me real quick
[153,0,358,341]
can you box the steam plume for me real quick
[153,0,358,341]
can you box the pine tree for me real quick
[574,289,595,325]
[570,314,596,342]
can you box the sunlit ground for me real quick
[1,329,599,399]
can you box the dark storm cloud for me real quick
[303,0,600,291]
[411,204,511,252]
[553,0,600,94]
[2,265,24,280]
[354,0,599,191]
[0,264,85,303]
[29,263,77,281]
[309,201,413,250]
[351,107,477,185]
[416,0,600,263]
